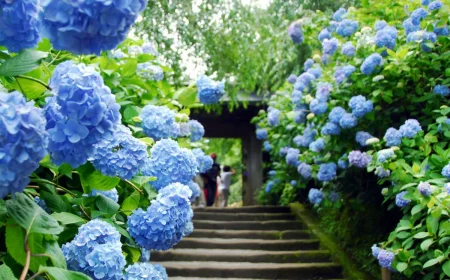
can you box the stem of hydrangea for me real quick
[30,178,76,196]
[19,239,30,280]
[16,75,51,91]
[125,179,144,194]
[28,272,43,280]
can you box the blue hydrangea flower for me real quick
[406,30,437,52]
[348,150,371,168]
[142,139,198,190]
[334,65,356,84]
[310,99,328,115]
[361,53,383,75]
[62,220,125,280]
[339,113,358,129]
[321,54,330,65]
[411,8,428,25]
[375,20,388,31]
[40,0,148,55]
[377,250,394,268]
[316,82,332,102]
[279,146,290,157]
[428,1,442,10]
[341,42,356,57]
[318,29,331,42]
[309,138,325,153]
[290,180,297,186]
[196,76,225,104]
[140,105,177,140]
[128,184,193,250]
[265,181,274,193]
[268,108,281,126]
[336,19,359,37]
[90,125,147,180]
[89,188,119,203]
[384,127,402,147]
[329,191,340,202]
[375,167,390,178]
[154,264,168,280]
[192,148,213,173]
[375,26,398,50]
[188,120,205,142]
[256,128,268,140]
[321,122,341,135]
[287,74,297,84]
[308,188,324,205]
[45,61,121,168]
[395,191,410,207]
[402,18,421,35]
[137,63,164,81]
[304,58,314,70]
[124,263,165,279]
[445,183,450,194]
[34,197,51,213]
[111,49,126,59]
[297,127,317,147]
[317,163,337,182]
[328,107,346,124]
[442,164,450,178]
[377,149,395,163]
[286,148,300,167]
[297,72,316,87]
[263,141,272,152]
[434,25,449,36]
[328,21,339,32]
[187,181,200,202]
[294,110,307,124]
[0,0,41,52]
[0,91,48,199]
[349,95,373,118]
[292,90,303,106]
[141,42,158,56]
[322,38,339,55]
[356,131,373,146]
[288,21,304,44]
[307,67,323,79]
[399,119,422,138]
[422,0,431,5]
[338,154,349,169]
[418,181,432,196]
[433,85,450,96]
[268,170,276,176]
[297,163,312,179]
[139,249,150,262]
[333,8,347,22]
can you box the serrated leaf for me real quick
[121,191,140,215]
[14,77,48,100]
[95,195,120,216]
[43,240,67,269]
[0,264,17,280]
[41,191,68,212]
[51,212,86,225]
[0,50,48,77]
[38,266,92,280]
[6,193,63,235]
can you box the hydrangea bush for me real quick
[255,1,450,278]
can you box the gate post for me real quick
[242,132,263,205]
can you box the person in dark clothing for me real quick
[205,153,220,206]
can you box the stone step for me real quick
[175,238,320,251]
[193,220,302,231]
[189,229,311,239]
[152,249,331,263]
[193,206,290,214]
[193,212,296,221]
[156,261,342,279]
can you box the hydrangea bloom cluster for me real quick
[411,8,428,25]
[406,30,437,52]
[288,21,303,44]
[304,58,314,70]
[328,107,346,124]
[265,181,275,193]
[321,122,341,135]
[307,67,322,79]
[137,63,164,81]
[429,1,443,10]
[375,167,390,178]
[377,250,394,268]
[286,148,300,167]
[375,26,398,50]
[377,149,395,163]
[418,181,432,196]
[298,163,312,179]
[0,0,41,52]
[336,20,359,37]
[256,128,268,140]
[349,95,373,118]
[0,91,48,199]
[142,139,198,190]
[89,189,119,203]
[334,65,356,84]
[45,61,121,168]
[399,119,422,138]
[338,154,349,169]
[442,164,450,178]
[310,99,328,115]
[292,90,303,107]
[349,150,371,168]
[356,131,373,146]
[124,263,166,280]
[196,76,225,104]
[434,85,450,96]
[384,127,402,146]
[317,163,337,182]
[268,108,281,126]
[318,29,331,42]
[322,38,339,55]
[339,113,358,129]
[191,148,213,173]
[188,120,205,142]
[279,146,290,157]
[309,138,325,153]
[62,220,125,280]
[40,0,148,55]
[295,127,317,147]
[316,82,332,102]
[395,191,411,207]
[268,170,276,176]
[141,42,159,56]
[187,181,201,202]
[90,125,147,180]
[375,20,388,31]
[308,188,324,205]
[341,42,356,57]
[361,53,383,75]
[402,18,421,35]
[263,141,272,151]
[128,183,193,250]
[287,74,297,84]
[333,8,347,22]
[141,105,177,140]
[294,110,307,124]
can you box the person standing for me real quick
[205,153,220,206]
[218,166,236,208]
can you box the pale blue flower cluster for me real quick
[375,26,398,50]
[0,0,41,52]
[298,162,312,179]
[317,163,337,182]
[142,139,198,190]
[287,74,297,84]
[377,149,395,163]
[422,0,431,5]
[296,72,316,90]
[187,181,201,202]
[384,127,402,146]
[328,107,346,124]
[361,53,383,75]
[62,220,125,280]
[279,146,290,157]
[349,95,373,118]
[333,8,348,22]
[339,113,358,129]
[318,29,332,42]
[399,119,422,138]
[188,120,205,142]
[40,0,148,55]
[395,191,410,207]
[192,148,213,173]
[304,58,314,70]
[256,128,268,140]
[137,63,164,81]
[418,182,432,196]
[321,122,341,135]
[341,42,356,57]
[308,188,324,205]
[377,249,394,268]
[292,90,303,107]
[268,170,277,176]
[154,264,168,280]
[286,148,300,167]
[288,21,304,44]
[356,131,373,146]
[141,42,159,56]
[434,25,449,36]
[268,108,281,126]
[294,110,307,124]
[375,20,388,31]
[336,20,359,37]
[0,91,48,199]
[348,150,371,168]
[45,61,120,168]
[411,8,428,25]
[124,263,166,279]
[402,18,421,35]
[334,65,356,84]
[338,154,349,169]
[91,125,147,180]
[322,38,339,55]
[290,180,297,186]
[141,105,177,140]
[406,30,437,52]
[375,167,390,178]
[434,85,450,96]
[316,82,333,102]
[89,188,119,203]
[310,99,328,115]
[321,54,330,65]
[442,163,450,178]
[296,127,317,147]
[308,67,323,79]
[196,76,225,104]
[265,181,275,193]
[329,191,340,202]
[309,138,325,153]
[263,141,272,151]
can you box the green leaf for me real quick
[41,191,68,212]
[0,264,17,280]
[397,262,408,272]
[121,59,137,77]
[121,191,140,215]
[123,245,141,263]
[6,193,63,235]
[78,163,120,192]
[442,260,450,277]
[38,266,92,280]
[175,87,197,107]
[14,77,48,100]
[411,204,423,215]
[413,232,430,239]
[51,212,86,225]
[123,106,140,122]
[0,50,48,77]
[95,195,120,216]
[420,238,434,251]
[0,199,7,226]
[426,215,439,235]
[43,240,67,269]
[132,176,155,186]
[423,258,439,268]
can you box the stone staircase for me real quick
[152,206,345,280]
